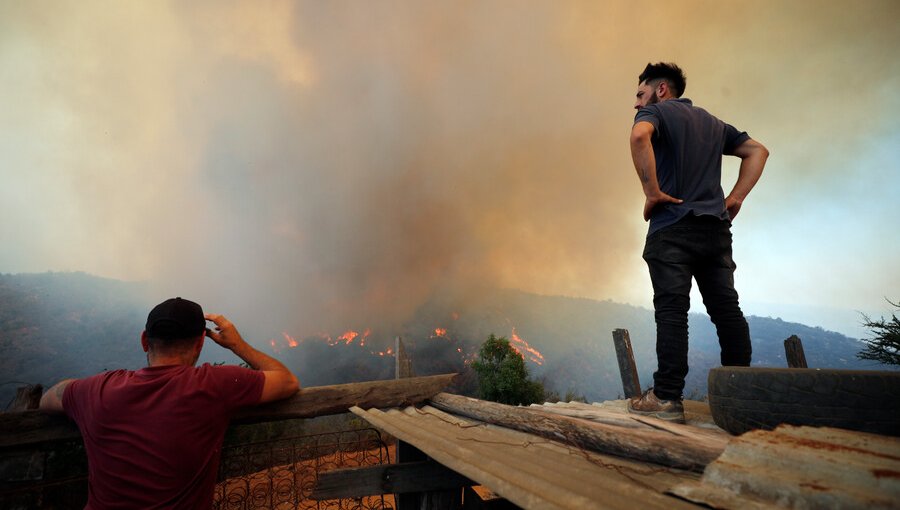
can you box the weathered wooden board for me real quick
[612,329,642,398]
[783,335,808,368]
[0,374,457,449]
[9,385,43,412]
[429,393,726,472]
[232,373,457,422]
[351,405,701,510]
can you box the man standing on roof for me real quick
[627,62,769,423]
[40,297,300,509]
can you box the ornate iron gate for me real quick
[214,428,394,510]
[1,428,393,510]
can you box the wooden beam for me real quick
[10,385,43,412]
[233,373,456,423]
[429,393,726,473]
[784,335,808,368]
[0,374,458,449]
[612,329,641,398]
[310,461,473,500]
[0,411,81,448]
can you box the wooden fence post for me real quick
[612,329,642,398]
[394,337,439,509]
[395,337,414,379]
[784,335,808,368]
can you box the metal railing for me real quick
[214,428,394,510]
[1,428,393,510]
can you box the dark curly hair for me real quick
[638,62,687,98]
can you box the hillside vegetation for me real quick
[0,272,890,408]
[0,272,148,407]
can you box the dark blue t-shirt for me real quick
[634,98,749,235]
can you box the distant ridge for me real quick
[0,272,891,407]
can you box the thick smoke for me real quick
[2,1,898,342]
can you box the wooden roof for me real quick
[352,395,900,509]
[351,404,701,510]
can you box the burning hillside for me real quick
[267,310,544,393]
[0,273,882,406]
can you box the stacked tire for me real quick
[707,367,900,436]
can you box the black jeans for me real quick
[642,215,751,400]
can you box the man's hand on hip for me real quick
[643,190,683,221]
[725,196,743,220]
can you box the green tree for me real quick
[472,334,544,405]
[858,300,900,366]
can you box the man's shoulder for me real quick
[660,98,699,114]
[195,364,266,406]
[75,369,131,386]
[197,363,255,373]
[195,363,261,382]
[635,98,694,121]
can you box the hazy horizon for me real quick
[2,1,898,343]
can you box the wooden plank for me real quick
[612,329,642,398]
[233,373,456,423]
[429,393,725,472]
[352,407,587,510]
[411,405,697,496]
[530,403,646,428]
[310,461,473,500]
[10,385,43,412]
[415,405,701,493]
[533,402,730,443]
[352,406,700,510]
[0,374,457,449]
[0,411,81,448]
[594,399,723,430]
[783,335,808,368]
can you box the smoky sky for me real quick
[2,1,898,340]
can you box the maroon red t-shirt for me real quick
[63,364,265,509]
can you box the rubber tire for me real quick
[707,367,900,436]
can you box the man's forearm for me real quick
[630,122,683,220]
[727,140,769,203]
[205,313,299,401]
[631,128,660,194]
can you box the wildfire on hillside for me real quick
[266,319,545,367]
[510,327,544,366]
[336,330,358,345]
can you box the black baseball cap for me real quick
[145,297,206,339]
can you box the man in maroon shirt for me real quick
[40,297,300,509]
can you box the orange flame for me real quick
[433,327,448,338]
[510,327,544,366]
[336,330,359,345]
[283,332,298,348]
